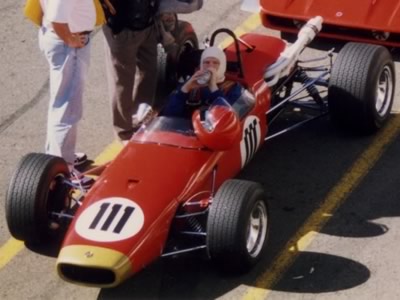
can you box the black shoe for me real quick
[73,152,87,167]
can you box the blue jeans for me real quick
[38,27,91,165]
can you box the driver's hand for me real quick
[207,68,219,92]
[181,70,207,93]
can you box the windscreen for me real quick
[131,116,204,149]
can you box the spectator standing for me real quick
[38,0,97,168]
[102,0,160,144]
[102,0,204,144]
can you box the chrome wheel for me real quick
[246,200,268,258]
[328,42,395,132]
[376,65,394,117]
[207,180,268,272]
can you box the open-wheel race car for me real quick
[5,5,396,288]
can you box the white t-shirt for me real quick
[40,0,96,33]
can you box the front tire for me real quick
[207,179,269,273]
[328,42,395,133]
[5,153,71,243]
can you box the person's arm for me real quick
[208,89,224,102]
[208,82,242,104]
[52,22,86,48]
[46,0,85,48]
[103,0,116,15]
[181,69,207,93]
[162,69,210,116]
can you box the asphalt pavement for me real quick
[1,1,400,299]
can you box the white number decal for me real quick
[240,116,261,167]
[75,197,145,242]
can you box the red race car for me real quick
[5,13,395,287]
[257,0,400,48]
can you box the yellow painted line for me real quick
[92,140,123,165]
[0,238,24,269]
[243,114,400,300]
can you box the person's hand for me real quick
[207,68,219,92]
[158,18,175,46]
[181,69,208,93]
[52,22,88,48]
[67,34,87,48]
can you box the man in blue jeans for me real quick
[38,0,95,169]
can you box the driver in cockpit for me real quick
[161,46,243,118]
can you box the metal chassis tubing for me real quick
[265,67,330,141]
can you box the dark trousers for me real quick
[103,24,158,141]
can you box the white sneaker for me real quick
[133,103,154,127]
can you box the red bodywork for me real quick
[57,34,286,287]
[260,0,400,47]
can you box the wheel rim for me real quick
[375,65,394,117]
[246,200,268,258]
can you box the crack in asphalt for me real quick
[0,79,49,135]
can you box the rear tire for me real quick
[5,153,71,243]
[328,42,395,133]
[207,179,269,273]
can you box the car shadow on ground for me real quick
[96,114,400,299]
[323,131,400,238]
[25,233,64,258]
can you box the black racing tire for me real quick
[5,153,71,243]
[173,20,198,49]
[207,179,269,273]
[328,42,395,133]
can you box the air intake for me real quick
[59,264,116,285]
